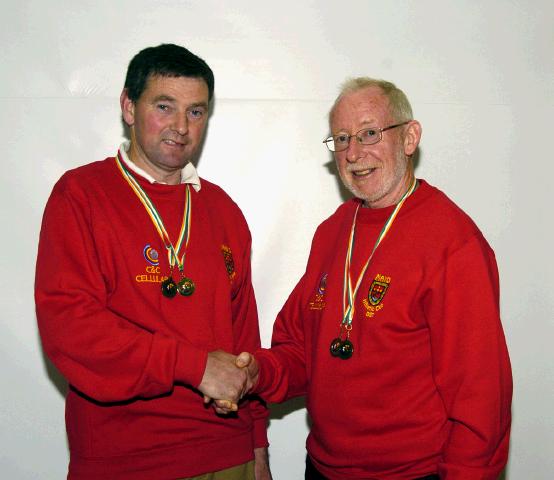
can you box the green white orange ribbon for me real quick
[341,177,417,329]
[115,151,191,272]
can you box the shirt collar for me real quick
[118,141,201,192]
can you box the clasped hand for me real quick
[197,350,258,414]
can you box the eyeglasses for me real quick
[323,121,410,152]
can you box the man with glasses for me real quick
[220,78,512,479]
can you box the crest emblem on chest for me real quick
[362,273,391,317]
[368,277,389,306]
[221,244,236,282]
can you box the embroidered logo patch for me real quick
[143,244,159,266]
[135,243,167,285]
[309,273,328,310]
[221,244,236,282]
[362,273,391,317]
[368,278,389,306]
[317,273,328,295]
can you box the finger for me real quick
[203,395,212,404]
[235,351,252,368]
[214,406,233,415]
[214,399,238,411]
[214,404,236,414]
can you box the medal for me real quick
[161,277,178,298]
[116,152,194,299]
[329,324,353,360]
[331,178,417,360]
[339,339,353,360]
[329,337,354,359]
[329,337,343,357]
[177,277,195,296]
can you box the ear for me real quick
[403,120,422,156]
[120,89,135,127]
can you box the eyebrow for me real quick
[332,121,380,134]
[188,102,209,109]
[359,119,379,126]
[152,96,208,109]
[152,95,176,103]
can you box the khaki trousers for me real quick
[179,460,255,480]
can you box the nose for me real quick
[345,136,363,163]
[172,114,188,136]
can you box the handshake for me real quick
[198,350,259,414]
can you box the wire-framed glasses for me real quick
[323,121,410,152]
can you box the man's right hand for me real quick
[210,351,260,415]
[198,350,249,411]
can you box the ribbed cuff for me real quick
[174,341,209,388]
[253,417,269,448]
[438,461,504,480]
[252,348,274,397]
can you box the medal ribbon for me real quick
[341,177,417,329]
[115,151,191,271]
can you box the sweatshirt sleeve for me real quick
[228,216,269,448]
[424,234,512,479]
[253,221,331,403]
[35,178,207,403]
[252,220,324,407]
[253,274,309,403]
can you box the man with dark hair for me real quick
[35,44,271,480]
[219,77,512,479]
[123,43,215,102]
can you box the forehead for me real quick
[140,74,209,103]
[331,86,391,130]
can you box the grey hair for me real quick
[329,77,413,125]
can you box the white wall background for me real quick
[1,1,552,478]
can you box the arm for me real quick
[251,270,311,403]
[216,270,321,410]
[35,178,245,403]
[254,447,273,480]
[425,235,512,479]
[209,275,310,412]
[212,219,328,408]
[225,213,270,449]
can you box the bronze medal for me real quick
[161,277,178,298]
[330,338,343,357]
[115,155,195,302]
[177,277,195,296]
[334,178,417,361]
[339,339,353,360]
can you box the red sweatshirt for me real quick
[35,156,268,479]
[255,180,512,480]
